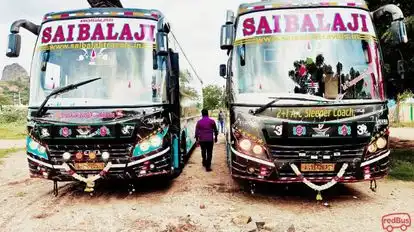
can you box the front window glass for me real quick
[29,17,164,107]
[232,7,382,102]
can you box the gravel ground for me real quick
[0,134,413,232]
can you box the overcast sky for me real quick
[0,0,253,86]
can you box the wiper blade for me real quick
[249,97,330,115]
[36,77,101,117]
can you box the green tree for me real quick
[0,95,12,105]
[202,84,224,110]
[179,70,199,100]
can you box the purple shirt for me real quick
[195,116,218,142]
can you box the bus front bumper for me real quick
[27,147,173,182]
[230,146,390,184]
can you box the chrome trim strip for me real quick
[30,148,171,170]
[127,147,170,167]
[230,146,275,167]
[360,150,390,167]
[27,155,53,168]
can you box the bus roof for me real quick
[238,0,369,15]
[42,8,163,23]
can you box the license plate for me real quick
[74,162,105,170]
[300,163,335,172]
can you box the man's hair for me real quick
[201,109,208,116]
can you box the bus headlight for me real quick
[26,137,48,160]
[150,135,162,147]
[140,141,150,152]
[252,145,263,155]
[376,137,387,149]
[239,139,251,151]
[132,131,167,157]
[236,137,266,159]
[367,143,377,153]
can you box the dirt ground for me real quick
[0,135,413,232]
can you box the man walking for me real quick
[195,109,218,172]
[218,110,225,133]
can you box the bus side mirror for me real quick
[6,33,21,58]
[219,64,226,78]
[220,24,234,51]
[156,32,168,56]
[390,20,408,44]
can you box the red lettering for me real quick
[273,15,281,33]
[316,14,330,31]
[301,14,316,32]
[332,13,346,31]
[41,27,52,43]
[149,24,155,42]
[67,25,75,42]
[256,16,272,35]
[284,15,298,32]
[360,14,368,32]
[91,23,105,40]
[52,26,65,42]
[134,24,146,41]
[242,18,255,36]
[119,24,133,40]
[106,23,118,40]
[347,14,359,31]
[77,24,90,41]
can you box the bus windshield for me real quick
[232,7,383,103]
[29,17,165,107]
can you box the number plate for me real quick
[300,163,335,172]
[74,162,105,170]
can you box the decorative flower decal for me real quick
[338,125,351,136]
[99,126,110,137]
[293,125,306,136]
[59,127,72,137]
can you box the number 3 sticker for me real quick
[357,124,367,135]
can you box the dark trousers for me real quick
[200,141,214,168]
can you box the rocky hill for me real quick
[1,63,29,82]
[0,63,29,105]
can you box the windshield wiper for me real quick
[36,77,101,117]
[249,97,330,115]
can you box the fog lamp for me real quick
[62,152,71,160]
[75,152,83,160]
[102,152,110,160]
[376,137,387,149]
[89,151,97,160]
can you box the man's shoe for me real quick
[206,167,212,172]
[202,161,206,167]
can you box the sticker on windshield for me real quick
[40,18,156,44]
[236,8,376,41]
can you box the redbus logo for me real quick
[382,213,411,232]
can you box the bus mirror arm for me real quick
[10,19,40,35]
